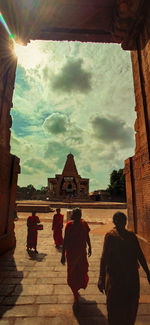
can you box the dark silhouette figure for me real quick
[98,211,150,325]
[61,208,92,305]
[26,211,40,254]
[52,208,64,248]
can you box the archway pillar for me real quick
[124,21,150,261]
[0,28,20,255]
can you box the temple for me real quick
[48,153,89,200]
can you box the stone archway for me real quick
[0,0,150,259]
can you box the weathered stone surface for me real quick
[12,284,53,296]
[36,277,67,285]
[73,317,108,325]
[54,285,72,295]
[14,316,71,325]
[139,295,150,304]
[36,296,57,304]
[124,12,150,262]
[138,304,150,315]
[0,321,10,325]
[38,304,72,317]
[0,31,20,254]
[136,316,150,324]
[2,296,35,305]
[0,305,38,317]
[0,215,150,324]
[0,0,147,47]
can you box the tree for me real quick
[16,184,36,200]
[107,169,126,201]
[16,184,48,200]
[26,184,36,199]
[40,186,48,194]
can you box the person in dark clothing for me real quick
[27,211,40,254]
[52,208,64,248]
[98,211,150,325]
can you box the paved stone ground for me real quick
[0,209,150,324]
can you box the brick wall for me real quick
[125,9,150,260]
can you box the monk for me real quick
[52,208,64,248]
[98,211,150,325]
[61,208,92,304]
[27,211,40,254]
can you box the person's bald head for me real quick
[113,211,127,230]
[71,208,82,222]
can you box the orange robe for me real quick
[100,228,141,325]
[27,215,40,249]
[52,213,64,247]
[65,219,90,294]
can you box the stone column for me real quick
[0,27,20,254]
[125,20,150,261]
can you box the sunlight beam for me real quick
[0,12,15,41]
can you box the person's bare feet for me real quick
[73,296,80,313]
[74,291,80,303]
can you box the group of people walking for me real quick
[26,207,150,325]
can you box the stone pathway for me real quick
[0,211,150,324]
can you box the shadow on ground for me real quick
[73,297,108,325]
[27,251,47,261]
[0,250,23,318]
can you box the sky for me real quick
[10,40,136,191]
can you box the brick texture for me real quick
[125,7,150,261]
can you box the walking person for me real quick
[61,208,92,305]
[98,211,150,325]
[52,208,64,248]
[26,211,40,254]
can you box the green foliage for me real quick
[107,169,126,201]
[16,185,48,200]
[40,186,48,193]
[26,184,36,191]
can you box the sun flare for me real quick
[14,42,44,70]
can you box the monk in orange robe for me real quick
[27,211,40,253]
[61,208,92,304]
[98,212,150,325]
[52,208,64,248]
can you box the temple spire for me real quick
[62,153,79,177]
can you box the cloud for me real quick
[51,58,92,94]
[12,41,136,191]
[15,66,30,91]
[22,158,51,174]
[66,126,84,145]
[43,112,84,145]
[21,166,34,175]
[44,141,78,159]
[11,110,35,137]
[91,115,134,148]
[43,113,68,134]
[44,140,79,172]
